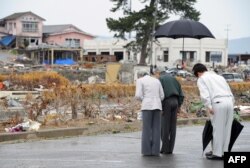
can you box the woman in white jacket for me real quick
[135,71,164,156]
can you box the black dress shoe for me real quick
[160,151,172,155]
[151,154,160,157]
[206,155,224,160]
[205,151,213,157]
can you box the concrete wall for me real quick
[105,63,121,83]
[83,39,132,61]
[83,38,228,67]
[154,38,227,67]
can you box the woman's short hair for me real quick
[137,70,148,78]
[192,63,208,77]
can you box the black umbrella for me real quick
[202,119,244,153]
[154,19,215,65]
[202,120,213,152]
[228,119,244,151]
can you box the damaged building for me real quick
[0,11,96,65]
[0,11,45,49]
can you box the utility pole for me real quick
[129,0,132,39]
[225,24,230,48]
[123,0,132,39]
[149,0,158,65]
[225,24,230,65]
[124,0,132,61]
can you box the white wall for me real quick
[154,38,227,67]
[83,38,227,67]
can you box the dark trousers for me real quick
[161,97,178,154]
[141,110,161,156]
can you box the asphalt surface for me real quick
[0,122,249,168]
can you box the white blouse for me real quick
[135,75,165,110]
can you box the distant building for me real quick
[0,12,95,51]
[43,24,95,48]
[0,11,45,48]
[83,38,228,67]
[0,11,96,65]
[228,54,250,65]
[83,39,130,62]
[228,37,250,65]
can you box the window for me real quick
[211,52,222,62]
[222,74,234,80]
[180,51,187,61]
[180,51,196,62]
[8,22,13,31]
[163,50,169,62]
[206,52,210,62]
[189,52,195,62]
[74,39,80,47]
[22,22,38,32]
[101,52,110,55]
[234,74,242,79]
[114,51,123,61]
[65,38,80,47]
[206,51,222,63]
[88,52,96,55]
[65,38,71,46]
[222,73,243,82]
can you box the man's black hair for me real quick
[192,63,208,77]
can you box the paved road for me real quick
[0,122,249,168]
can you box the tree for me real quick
[106,0,200,65]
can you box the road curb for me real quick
[177,114,250,126]
[0,114,249,143]
[177,117,208,125]
[0,127,88,142]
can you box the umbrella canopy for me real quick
[154,19,215,39]
[154,19,215,65]
[202,119,244,153]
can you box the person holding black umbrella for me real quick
[192,63,234,160]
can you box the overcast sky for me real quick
[1,0,249,40]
